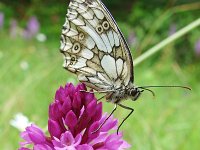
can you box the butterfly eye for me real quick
[72,42,81,53]
[96,25,104,34]
[102,21,110,30]
[79,33,85,40]
[130,89,137,96]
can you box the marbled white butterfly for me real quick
[60,0,190,133]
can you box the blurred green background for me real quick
[0,0,200,149]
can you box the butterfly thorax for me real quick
[106,83,141,104]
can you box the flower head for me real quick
[195,39,200,57]
[19,83,130,150]
[27,16,40,35]
[0,12,4,29]
[23,16,40,39]
[127,31,137,48]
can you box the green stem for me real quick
[134,17,200,66]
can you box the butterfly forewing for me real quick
[60,0,134,91]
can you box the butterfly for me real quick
[59,0,190,133]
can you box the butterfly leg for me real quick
[92,104,117,134]
[97,94,106,101]
[117,103,134,135]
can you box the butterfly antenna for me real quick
[138,87,155,97]
[138,85,191,91]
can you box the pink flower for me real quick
[19,124,54,150]
[27,16,40,35]
[127,31,137,47]
[19,83,131,150]
[23,16,40,39]
[195,39,200,57]
[0,12,4,29]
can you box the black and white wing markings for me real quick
[60,0,133,90]
[60,19,112,89]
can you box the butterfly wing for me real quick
[60,0,134,91]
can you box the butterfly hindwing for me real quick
[60,0,133,91]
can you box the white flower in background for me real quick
[36,33,47,42]
[20,61,29,71]
[10,113,32,131]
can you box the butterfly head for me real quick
[129,87,142,101]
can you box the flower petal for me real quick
[75,111,90,133]
[34,144,53,150]
[83,92,95,106]
[49,101,62,120]
[100,116,118,132]
[21,124,46,144]
[65,83,76,98]
[77,144,93,150]
[74,133,82,146]
[76,83,86,92]
[55,87,65,101]
[52,137,63,148]
[86,100,97,117]
[72,92,82,111]
[29,132,45,144]
[118,140,131,150]
[61,96,72,114]
[61,131,75,146]
[103,133,130,149]
[65,110,78,129]
[48,119,63,138]
[90,132,108,146]
[83,121,100,143]
[93,102,102,122]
